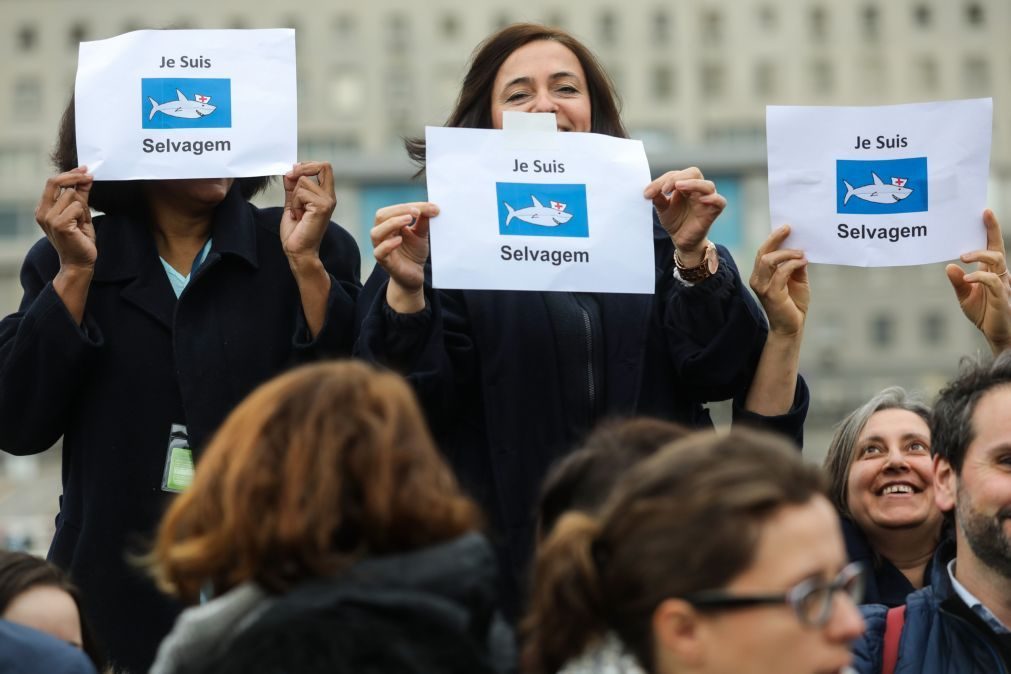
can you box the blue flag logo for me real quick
[837,158,928,215]
[142,78,232,129]
[496,183,589,238]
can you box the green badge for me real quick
[162,423,194,493]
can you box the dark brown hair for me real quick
[522,429,828,674]
[150,360,480,601]
[51,94,271,216]
[406,23,626,169]
[0,551,106,669]
[536,418,688,539]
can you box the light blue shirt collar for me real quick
[160,239,213,298]
[947,559,1011,634]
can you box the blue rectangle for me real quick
[837,158,928,214]
[496,183,589,238]
[142,78,232,129]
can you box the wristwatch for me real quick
[674,242,719,284]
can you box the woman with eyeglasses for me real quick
[522,428,865,674]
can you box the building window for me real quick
[228,17,247,30]
[544,11,566,29]
[328,70,363,114]
[13,78,41,122]
[651,64,674,101]
[810,6,827,40]
[68,22,88,48]
[913,4,932,27]
[923,312,946,346]
[700,62,725,100]
[334,14,355,42]
[493,13,511,31]
[915,57,939,93]
[870,315,894,347]
[754,61,777,97]
[17,25,37,52]
[862,6,879,40]
[811,60,833,94]
[439,13,460,39]
[652,9,671,45]
[963,57,990,96]
[387,13,409,53]
[701,9,722,43]
[757,5,777,31]
[599,10,618,46]
[966,2,985,26]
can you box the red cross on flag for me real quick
[891,177,907,187]
[550,200,567,211]
[195,94,211,103]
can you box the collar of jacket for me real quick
[91,181,260,284]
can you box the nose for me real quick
[883,445,909,471]
[531,89,559,113]
[825,592,866,643]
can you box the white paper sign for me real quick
[426,126,655,294]
[767,99,992,266]
[75,29,296,180]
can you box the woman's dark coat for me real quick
[357,224,806,606]
[0,185,360,673]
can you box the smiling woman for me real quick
[823,387,948,607]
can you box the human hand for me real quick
[643,167,726,266]
[280,162,336,267]
[372,202,437,312]
[946,209,1011,354]
[749,225,809,338]
[34,167,96,274]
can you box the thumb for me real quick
[946,263,971,302]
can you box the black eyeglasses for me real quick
[681,562,866,627]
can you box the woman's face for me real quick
[147,178,235,211]
[490,40,592,133]
[689,497,864,674]
[845,408,940,539]
[2,585,83,648]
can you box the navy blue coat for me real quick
[0,185,360,673]
[0,620,97,674]
[852,540,1010,674]
[357,226,805,604]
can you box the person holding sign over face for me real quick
[0,100,361,672]
[358,23,808,614]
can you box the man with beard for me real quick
[853,350,1011,673]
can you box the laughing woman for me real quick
[357,23,806,611]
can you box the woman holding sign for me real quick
[0,104,361,671]
[358,23,806,613]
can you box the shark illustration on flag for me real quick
[148,89,217,120]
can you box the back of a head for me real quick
[523,428,827,674]
[151,361,480,600]
[536,418,688,539]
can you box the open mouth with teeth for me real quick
[879,483,919,496]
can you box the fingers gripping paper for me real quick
[767,99,992,267]
[75,29,297,180]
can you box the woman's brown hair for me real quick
[406,23,627,169]
[150,360,480,602]
[522,429,828,674]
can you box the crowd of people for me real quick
[0,21,1008,674]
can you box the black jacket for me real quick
[189,533,516,674]
[356,228,806,607]
[0,185,360,673]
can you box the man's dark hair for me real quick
[931,350,1011,473]
[52,94,271,216]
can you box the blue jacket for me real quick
[852,541,1010,674]
[356,224,807,612]
[0,184,361,673]
[0,620,96,674]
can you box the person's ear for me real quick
[934,455,957,513]
[652,598,706,670]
